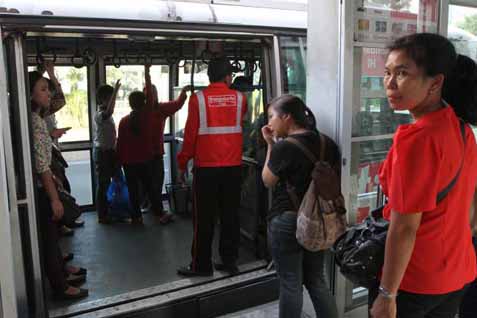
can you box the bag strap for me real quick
[436,120,466,204]
[284,133,325,211]
[286,132,326,164]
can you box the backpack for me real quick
[286,133,347,252]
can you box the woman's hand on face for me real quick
[51,199,64,222]
[261,125,274,145]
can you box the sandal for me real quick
[63,252,74,262]
[66,274,86,286]
[55,286,88,300]
[159,213,174,225]
[66,265,87,276]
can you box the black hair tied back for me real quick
[443,54,477,125]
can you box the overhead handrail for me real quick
[191,41,196,93]
[82,43,97,66]
[200,41,215,65]
[35,37,57,66]
[112,40,121,68]
[71,39,84,68]
[165,41,180,65]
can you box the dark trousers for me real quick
[368,281,467,318]
[38,189,68,293]
[459,237,477,318]
[150,155,165,213]
[190,166,242,272]
[123,161,161,219]
[94,148,116,219]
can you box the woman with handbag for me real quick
[29,71,88,300]
[370,34,477,318]
[261,95,339,318]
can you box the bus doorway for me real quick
[14,31,273,317]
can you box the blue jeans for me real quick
[269,211,338,318]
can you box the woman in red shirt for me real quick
[370,33,477,318]
[117,91,158,225]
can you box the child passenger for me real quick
[94,80,121,224]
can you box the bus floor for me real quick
[47,207,257,311]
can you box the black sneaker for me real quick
[214,262,239,275]
[177,265,213,277]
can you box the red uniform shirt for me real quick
[116,111,154,164]
[379,106,477,294]
[177,82,247,170]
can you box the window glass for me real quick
[39,66,90,142]
[354,47,413,138]
[163,142,171,194]
[279,36,306,101]
[106,65,170,134]
[355,0,439,44]
[63,150,93,205]
[175,61,210,138]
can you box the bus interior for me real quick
[0,10,309,315]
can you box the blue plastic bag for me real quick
[106,171,131,218]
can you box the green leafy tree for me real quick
[459,14,477,36]
[60,68,88,128]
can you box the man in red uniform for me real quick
[177,58,247,276]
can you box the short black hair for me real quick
[97,85,114,105]
[231,76,252,92]
[128,91,146,110]
[207,57,233,82]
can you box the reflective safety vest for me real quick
[196,90,243,135]
[177,83,247,169]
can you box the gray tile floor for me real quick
[220,291,368,318]
[49,210,257,311]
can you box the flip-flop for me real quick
[159,214,174,224]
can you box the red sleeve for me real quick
[157,94,186,117]
[388,129,442,213]
[177,94,199,170]
[145,70,154,111]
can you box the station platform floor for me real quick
[219,291,368,318]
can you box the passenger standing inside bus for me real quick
[29,71,88,300]
[261,95,339,318]
[177,57,247,276]
[94,81,121,224]
[117,91,158,225]
[144,64,190,224]
[370,33,477,318]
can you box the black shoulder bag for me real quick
[333,120,467,288]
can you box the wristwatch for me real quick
[378,286,398,299]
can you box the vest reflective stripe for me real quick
[196,90,243,135]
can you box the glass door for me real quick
[343,0,441,311]
[447,0,477,136]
